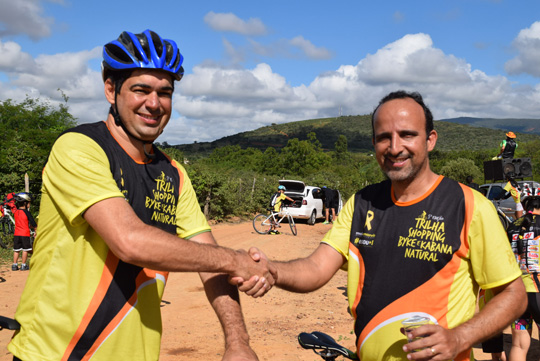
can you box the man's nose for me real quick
[388,136,403,154]
[145,92,160,110]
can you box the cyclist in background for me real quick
[12,193,36,271]
[503,173,524,219]
[505,195,540,361]
[270,185,294,234]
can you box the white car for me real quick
[278,180,342,225]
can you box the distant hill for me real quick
[443,117,540,135]
[172,116,540,157]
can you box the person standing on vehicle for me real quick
[497,131,518,159]
[270,185,294,234]
[8,29,275,361]
[12,193,36,271]
[236,90,526,360]
[505,195,540,361]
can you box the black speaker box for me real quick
[483,158,533,181]
[483,160,503,181]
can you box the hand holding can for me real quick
[402,315,431,349]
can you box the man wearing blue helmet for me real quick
[8,30,274,361]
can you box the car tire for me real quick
[307,210,316,225]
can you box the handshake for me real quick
[229,247,276,298]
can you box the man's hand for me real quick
[229,248,276,296]
[229,247,275,298]
[222,342,259,361]
[402,324,462,360]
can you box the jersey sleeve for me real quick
[171,161,211,239]
[43,132,124,227]
[321,194,355,263]
[468,192,522,289]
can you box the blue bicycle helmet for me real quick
[102,29,184,82]
[278,185,286,190]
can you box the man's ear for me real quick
[104,78,115,105]
[427,130,438,152]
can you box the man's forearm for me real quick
[273,244,344,293]
[200,273,251,348]
[452,277,526,351]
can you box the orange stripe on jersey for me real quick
[80,269,166,360]
[167,155,184,196]
[458,183,475,252]
[357,250,464,349]
[392,175,444,206]
[349,244,365,320]
[61,253,119,361]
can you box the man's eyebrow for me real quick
[130,83,174,91]
[374,129,419,138]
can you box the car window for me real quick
[312,189,322,199]
[479,187,488,197]
[488,186,505,200]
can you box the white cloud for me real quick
[204,12,267,36]
[2,28,540,145]
[180,63,292,100]
[289,36,332,60]
[505,21,540,77]
[0,40,35,72]
[12,47,103,99]
[0,0,57,40]
[355,33,471,84]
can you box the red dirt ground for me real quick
[0,220,537,360]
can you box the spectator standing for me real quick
[12,193,36,271]
[321,186,336,224]
[466,176,480,191]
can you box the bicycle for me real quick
[496,205,513,230]
[298,331,358,360]
[253,205,297,236]
[0,205,15,249]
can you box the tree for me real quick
[439,158,482,184]
[280,133,330,176]
[334,134,351,164]
[0,96,77,198]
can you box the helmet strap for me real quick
[109,101,156,161]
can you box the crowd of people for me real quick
[2,28,535,361]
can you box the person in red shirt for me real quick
[12,193,36,271]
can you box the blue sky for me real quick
[1,0,540,144]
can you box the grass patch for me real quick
[0,234,13,265]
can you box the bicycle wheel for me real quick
[253,214,272,234]
[288,215,297,236]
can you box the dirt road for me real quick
[0,220,537,360]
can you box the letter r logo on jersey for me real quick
[365,210,374,231]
